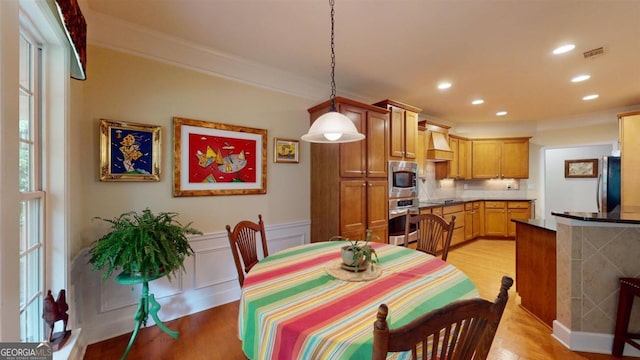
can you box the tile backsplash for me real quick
[419,161,530,201]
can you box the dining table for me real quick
[238,241,479,360]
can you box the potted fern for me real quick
[331,229,379,272]
[88,208,202,281]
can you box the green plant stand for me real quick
[115,271,179,360]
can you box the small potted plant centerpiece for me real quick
[331,229,379,272]
[88,208,202,281]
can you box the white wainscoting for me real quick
[72,219,310,347]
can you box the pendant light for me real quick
[301,0,365,143]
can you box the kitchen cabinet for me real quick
[374,99,421,161]
[471,138,530,179]
[464,201,482,240]
[337,103,388,178]
[435,135,470,180]
[416,129,426,177]
[619,111,640,209]
[339,180,388,242]
[484,201,507,237]
[507,201,532,237]
[308,97,390,243]
[442,204,465,246]
[484,200,532,238]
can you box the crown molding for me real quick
[80,2,635,131]
[82,5,369,103]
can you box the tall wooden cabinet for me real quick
[308,97,390,243]
[373,99,421,160]
[619,111,640,210]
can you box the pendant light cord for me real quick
[329,0,337,112]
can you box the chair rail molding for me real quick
[72,219,310,347]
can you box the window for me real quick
[19,30,45,343]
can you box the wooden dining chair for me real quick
[404,213,456,261]
[372,276,513,360]
[225,214,268,287]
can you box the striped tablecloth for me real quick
[238,241,478,360]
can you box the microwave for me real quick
[388,160,418,198]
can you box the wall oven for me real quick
[388,160,419,245]
[388,197,419,246]
[388,161,418,199]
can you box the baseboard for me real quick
[553,320,640,357]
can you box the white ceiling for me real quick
[83,0,640,127]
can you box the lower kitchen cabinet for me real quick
[507,201,532,237]
[484,200,532,238]
[420,200,532,243]
[442,204,465,246]
[484,201,507,237]
[464,201,482,240]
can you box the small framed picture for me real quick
[99,119,161,182]
[274,138,299,163]
[564,158,598,178]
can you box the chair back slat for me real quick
[226,214,268,286]
[373,276,513,360]
[404,213,456,261]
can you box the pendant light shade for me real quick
[301,0,365,144]
[301,111,365,143]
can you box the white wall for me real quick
[543,144,614,219]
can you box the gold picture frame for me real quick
[564,158,598,178]
[273,138,300,163]
[173,117,267,196]
[99,119,161,182]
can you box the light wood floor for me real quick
[84,239,635,359]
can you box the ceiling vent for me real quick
[583,46,605,59]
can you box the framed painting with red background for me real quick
[173,117,267,196]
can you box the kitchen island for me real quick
[551,210,640,356]
[512,218,557,328]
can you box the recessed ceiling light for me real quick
[553,44,576,55]
[496,111,508,116]
[583,94,599,101]
[471,99,484,105]
[571,74,591,83]
[438,82,452,90]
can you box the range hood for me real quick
[426,131,453,161]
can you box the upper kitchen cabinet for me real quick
[619,111,640,209]
[471,137,531,179]
[308,97,389,179]
[373,99,422,160]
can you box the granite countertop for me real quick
[551,211,640,225]
[511,218,557,231]
[419,198,535,209]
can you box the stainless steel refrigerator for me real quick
[597,156,621,212]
